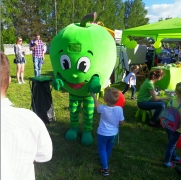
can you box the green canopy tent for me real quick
[121,17,181,90]
[122,17,181,41]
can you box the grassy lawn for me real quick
[6,54,181,180]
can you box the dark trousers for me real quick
[122,84,136,98]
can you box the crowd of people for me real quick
[122,64,181,172]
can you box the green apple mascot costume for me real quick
[50,12,117,145]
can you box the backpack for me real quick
[160,100,181,131]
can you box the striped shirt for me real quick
[1,98,53,180]
[29,39,44,58]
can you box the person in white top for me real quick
[122,65,139,100]
[1,52,53,180]
[14,37,26,84]
[179,49,181,61]
[91,87,124,176]
[174,48,178,57]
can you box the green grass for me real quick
[6,54,181,180]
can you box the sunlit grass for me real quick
[6,54,181,180]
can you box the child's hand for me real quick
[166,97,172,101]
[91,93,96,98]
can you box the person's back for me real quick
[97,105,123,136]
[1,52,52,180]
[174,48,178,56]
[91,87,124,176]
[122,65,139,100]
[163,82,181,168]
[168,92,181,133]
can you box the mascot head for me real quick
[50,12,117,96]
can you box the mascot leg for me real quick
[65,94,82,140]
[81,96,94,145]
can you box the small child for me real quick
[122,65,139,100]
[91,87,124,176]
[164,82,181,167]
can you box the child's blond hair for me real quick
[104,87,120,105]
[130,65,139,72]
[175,82,181,96]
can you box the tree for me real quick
[124,0,149,44]
[124,0,149,29]
[14,0,54,42]
[1,0,149,44]
[89,0,125,30]
[1,0,19,43]
[158,16,172,22]
[158,17,164,22]
[1,34,5,52]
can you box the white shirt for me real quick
[1,98,53,180]
[124,72,136,85]
[174,49,178,55]
[179,51,181,58]
[17,44,24,57]
[97,105,124,136]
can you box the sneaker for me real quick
[149,122,162,128]
[131,97,137,100]
[18,82,22,84]
[101,169,109,176]
[22,81,26,84]
[172,158,181,164]
[164,162,176,168]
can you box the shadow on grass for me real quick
[35,117,181,180]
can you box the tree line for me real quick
[1,0,149,45]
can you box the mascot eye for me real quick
[60,55,71,70]
[77,57,90,73]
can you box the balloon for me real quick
[176,135,181,149]
[126,40,137,49]
[156,48,162,54]
[154,41,161,49]
[122,37,130,45]
[115,91,126,108]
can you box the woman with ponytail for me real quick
[137,69,171,128]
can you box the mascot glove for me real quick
[88,76,101,94]
[52,74,64,91]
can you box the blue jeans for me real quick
[97,134,117,169]
[137,100,166,123]
[122,84,136,98]
[164,129,181,163]
[33,57,42,77]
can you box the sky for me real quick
[143,0,181,23]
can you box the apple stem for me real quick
[80,12,97,27]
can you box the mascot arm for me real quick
[52,73,64,91]
[88,75,101,94]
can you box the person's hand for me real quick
[35,40,38,46]
[166,97,172,101]
[88,76,101,94]
[91,93,96,98]
[52,74,64,90]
